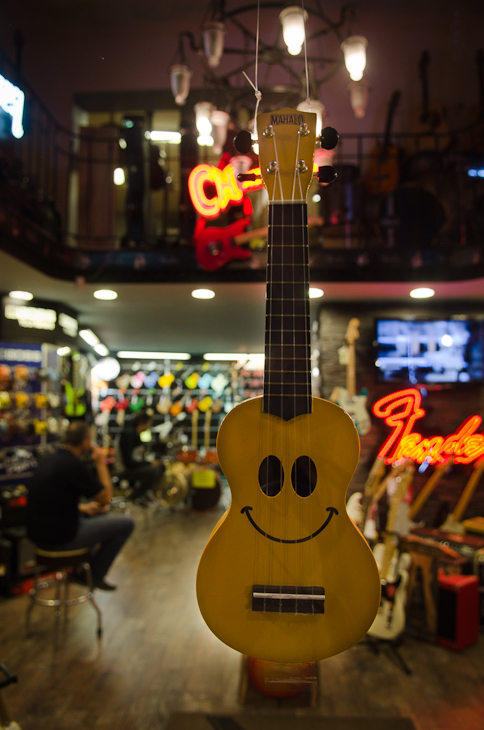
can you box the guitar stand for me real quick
[363,635,412,676]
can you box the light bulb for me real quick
[279,6,308,57]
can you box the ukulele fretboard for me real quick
[263,202,312,421]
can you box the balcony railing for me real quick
[1,46,484,284]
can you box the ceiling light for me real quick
[341,35,368,82]
[410,287,435,299]
[279,6,308,56]
[117,351,191,360]
[309,287,324,299]
[197,135,214,147]
[202,21,226,68]
[93,289,118,300]
[192,289,215,300]
[79,329,100,347]
[113,167,125,186]
[149,131,182,143]
[195,102,214,136]
[57,346,71,356]
[203,353,248,361]
[94,343,109,357]
[9,290,33,300]
[170,64,192,106]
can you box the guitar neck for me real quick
[263,202,312,421]
[233,226,268,246]
[346,342,356,399]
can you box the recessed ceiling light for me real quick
[410,287,435,299]
[57,346,71,356]
[9,290,33,300]
[192,289,215,300]
[117,351,191,360]
[309,287,324,299]
[94,289,118,300]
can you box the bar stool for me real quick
[26,546,102,645]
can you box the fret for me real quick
[266,331,309,345]
[265,345,309,356]
[265,366,310,373]
[265,317,310,329]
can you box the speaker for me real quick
[437,573,479,651]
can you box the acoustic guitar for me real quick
[365,91,401,197]
[196,108,381,663]
[330,318,371,436]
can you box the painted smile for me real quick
[241,506,338,544]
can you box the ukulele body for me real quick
[196,395,381,663]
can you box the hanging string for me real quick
[301,0,311,107]
[242,0,262,135]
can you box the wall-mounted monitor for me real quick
[375,319,484,384]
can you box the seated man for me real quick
[27,421,135,591]
[115,411,165,503]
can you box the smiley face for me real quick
[241,454,339,543]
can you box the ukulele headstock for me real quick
[257,107,316,202]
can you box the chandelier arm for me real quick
[278,61,304,83]
[227,15,272,50]
[179,31,202,54]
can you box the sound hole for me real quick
[258,456,284,497]
[291,456,317,497]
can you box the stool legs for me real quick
[27,560,103,643]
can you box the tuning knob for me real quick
[320,126,339,150]
[317,165,337,184]
[233,130,253,155]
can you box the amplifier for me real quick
[437,573,479,650]
[2,526,36,584]
[0,536,12,593]
[0,486,28,528]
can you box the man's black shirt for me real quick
[27,448,103,545]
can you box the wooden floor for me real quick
[1,502,483,730]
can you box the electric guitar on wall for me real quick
[196,108,381,664]
[194,216,323,272]
[330,318,371,436]
[368,461,414,641]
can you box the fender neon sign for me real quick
[372,388,484,465]
[189,161,320,218]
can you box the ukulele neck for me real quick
[263,201,312,421]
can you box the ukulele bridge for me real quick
[252,585,325,614]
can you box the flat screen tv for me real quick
[375,319,484,384]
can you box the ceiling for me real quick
[1,250,484,356]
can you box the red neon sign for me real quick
[189,161,320,218]
[188,163,263,219]
[372,388,484,465]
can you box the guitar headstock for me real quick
[257,107,316,202]
[345,318,360,345]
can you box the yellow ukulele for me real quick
[196,108,381,663]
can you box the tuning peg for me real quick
[233,130,253,155]
[320,126,339,150]
[317,165,338,184]
[237,173,261,183]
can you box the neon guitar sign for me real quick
[373,388,484,465]
[189,160,320,218]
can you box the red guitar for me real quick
[194,217,261,271]
[194,216,323,272]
